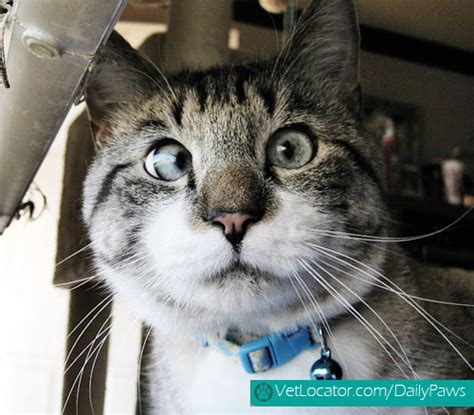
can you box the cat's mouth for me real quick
[205,259,260,282]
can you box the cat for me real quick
[82,0,473,413]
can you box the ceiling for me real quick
[355,0,474,51]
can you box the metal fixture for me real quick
[0,0,128,234]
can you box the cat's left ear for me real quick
[85,31,159,147]
[281,0,361,114]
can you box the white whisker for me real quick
[286,261,350,376]
[298,258,412,379]
[315,255,474,349]
[137,325,153,415]
[308,206,472,244]
[309,258,418,379]
[55,243,93,268]
[308,243,474,370]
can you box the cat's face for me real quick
[83,0,386,335]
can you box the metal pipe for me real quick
[0,0,127,234]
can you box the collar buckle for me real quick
[238,326,319,374]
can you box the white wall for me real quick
[0,104,76,413]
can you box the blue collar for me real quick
[201,326,320,374]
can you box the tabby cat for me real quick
[82,0,473,413]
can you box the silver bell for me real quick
[310,347,343,380]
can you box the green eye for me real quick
[145,140,192,181]
[266,128,316,169]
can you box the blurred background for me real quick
[0,0,473,413]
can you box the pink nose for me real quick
[211,212,255,247]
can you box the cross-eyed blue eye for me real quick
[144,140,192,181]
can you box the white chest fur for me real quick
[155,322,420,414]
[187,346,336,414]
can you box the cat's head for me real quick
[83,0,387,335]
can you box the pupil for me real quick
[175,151,186,170]
[280,140,294,160]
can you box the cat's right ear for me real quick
[85,31,159,147]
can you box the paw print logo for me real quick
[254,382,273,402]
